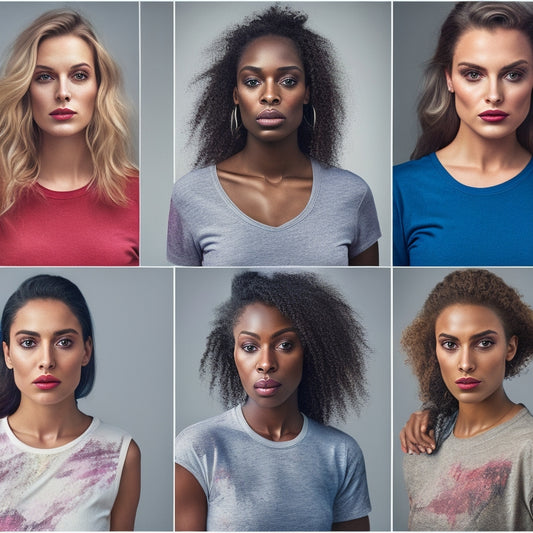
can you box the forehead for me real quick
[435,304,504,333]
[452,27,533,65]
[238,35,303,70]
[11,299,80,330]
[234,302,293,330]
[36,34,95,67]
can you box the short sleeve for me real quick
[332,436,372,523]
[393,170,409,266]
[166,179,202,266]
[350,184,381,259]
[174,432,209,497]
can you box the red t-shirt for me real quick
[0,177,139,266]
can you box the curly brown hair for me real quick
[401,269,533,417]
[188,5,344,167]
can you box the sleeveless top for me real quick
[0,417,131,531]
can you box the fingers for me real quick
[400,410,436,455]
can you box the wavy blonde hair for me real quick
[0,9,137,215]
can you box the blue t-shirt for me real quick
[175,406,371,531]
[394,153,533,266]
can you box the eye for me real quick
[477,339,495,348]
[57,338,73,348]
[243,78,260,88]
[441,340,457,350]
[277,340,294,351]
[20,338,36,348]
[505,70,525,82]
[462,70,483,81]
[34,72,53,82]
[241,343,258,353]
[72,71,89,81]
[280,77,297,87]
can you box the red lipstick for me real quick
[49,108,76,121]
[33,374,61,390]
[479,110,508,123]
[256,109,286,128]
[455,377,481,390]
[254,378,281,397]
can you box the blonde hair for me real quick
[0,9,137,215]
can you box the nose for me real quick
[55,76,71,103]
[485,77,503,105]
[39,344,56,371]
[256,347,278,374]
[260,79,280,105]
[458,347,475,374]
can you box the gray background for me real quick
[167,2,392,267]
[140,2,174,266]
[393,2,455,164]
[393,268,533,530]
[0,268,173,531]
[175,267,391,531]
[0,2,139,162]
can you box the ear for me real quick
[82,337,93,367]
[445,70,454,93]
[304,86,310,105]
[3,341,13,369]
[506,335,518,361]
[233,87,239,105]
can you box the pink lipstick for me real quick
[479,110,508,123]
[50,108,76,121]
[254,378,281,397]
[455,377,481,390]
[33,374,61,390]
[256,109,286,128]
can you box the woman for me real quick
[0,274,140,530]
[175,271,372,531]
[0,9,139,266]
[394,2,533,266]
[168,5,381,266]
[399,269,533,530]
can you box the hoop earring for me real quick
[230,105,241,135]
[303,104,316,130]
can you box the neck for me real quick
[454,387,518,438]
[38,132,94,191]
[241,394,303,442]
[237,133,309,181]
[444,126,530,171]
[8,396,90,446]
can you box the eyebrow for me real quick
[14,328,80,337]
[238,65,304,75]
[457,59,529,70]
[438,329,499,341]
[34,62,93,71]
[237,327,298,340]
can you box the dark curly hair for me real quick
[401,269,533,419]
[200,271,368,425]
[412,2,533,159]
[0,274,95,418]
[188,5,344,167]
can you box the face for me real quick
[445,28,533,142]
[233,302,303,409]
[3,299,92,408]
[233,35,310,144]
[435,304,517,406]
[29,34,98,139]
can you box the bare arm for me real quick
[175,464,207,531]
[333,516,370,531]
[110,440,141,531]
[399,410,435,455]
[349,242,379,266]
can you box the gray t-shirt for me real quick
[167,159,381,265]
[175,406,371,531]
[404,407,533,531]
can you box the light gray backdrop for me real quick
[169,2,391,266]
[0,2,139,162]
[0,268,173,531]
[393,268,533,530]
[140,2,173,266]
[393,2,455,165]
[175,267,391,531]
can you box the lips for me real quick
[455,377,481,390]
[33,374,61,390]
[256,109,286,128]
[479,110,509,123]
[49,108,76,121]
[254,378,281,397]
